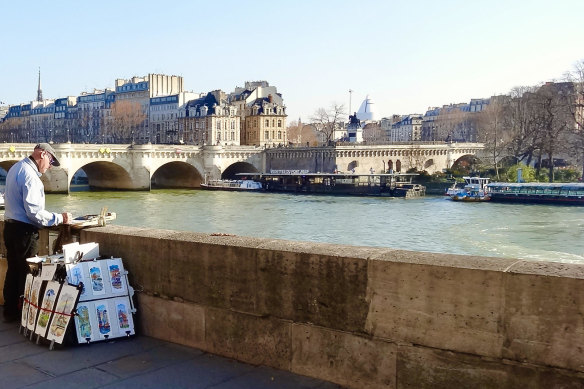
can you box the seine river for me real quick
[36,189,584,264]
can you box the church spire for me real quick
[37,67,43,102]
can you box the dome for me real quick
[356,95,375,121]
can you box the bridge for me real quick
[0,142,484,193]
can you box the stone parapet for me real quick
[2,222,583,388]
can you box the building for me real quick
[228,81,287,147]
[150,91,201,144]
[390,114,423,142]
[180,91,241,146]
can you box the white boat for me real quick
[0,192,4,209]
[447,177,491,202]
[200,179,262,191]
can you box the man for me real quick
[3,143,72,322]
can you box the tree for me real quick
[477,96,510,179]
[564,59,584,176]
[287,120,318,146]
[310,103,346,144]
[110,100,146,143]
[530,82,573,182]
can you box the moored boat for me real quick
[239,172,425,198]
[200,179,262,191]
[448,177,490,202]
[486,182,584,205]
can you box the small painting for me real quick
[35,281,61,336]
[107,258,127,294]
[67,264,86,298]
[90,266,105,295]
[21,274,34,327]
[47,284,80,344]
[96,304,111,337]
[27,278,44,331]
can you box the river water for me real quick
[34,189,584,264]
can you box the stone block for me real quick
[204,307,291,370]
[255,240,373,332]
[397,344,584,389]
[137,294,205,350]
[365,256,506,358]
[502,264,584,371]
[291,323,396,389]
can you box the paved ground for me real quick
[0,309,342,389]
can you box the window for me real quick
[278,120,282,127]
[265,119,269,127]
[265,131,269,139]
[278,131,282,139]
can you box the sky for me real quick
[1,0,583,123]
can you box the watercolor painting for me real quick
[107,258,127,294]
[48,284,80,343]
[90,266,105,295]
[109,264,122,290]
[76,305,92,339]
[36,281,60,336]
[67,264,86,298]
[96,304,111,336]
[117,302,130,329]
[27,278,43,331]
[21,274,34,327]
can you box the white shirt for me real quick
[4,157,63,227]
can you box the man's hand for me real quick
[62,212,73,225]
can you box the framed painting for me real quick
[20,274,34,328]
[26,278,44,331]
[47,284,81,344]
[35,281,61,337]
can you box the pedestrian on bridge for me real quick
[2,143,72,323]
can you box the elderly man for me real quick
[3,143,72,323]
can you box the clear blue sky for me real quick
[1,0,583,123]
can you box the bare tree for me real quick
[477,97,510,179]
[435,104,469,141]
[310,103,346,144]
[110,100,146,143]
[287,121,319,146]
[564,59,584,176]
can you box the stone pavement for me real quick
[0,311,342,389]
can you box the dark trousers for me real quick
[3,221,39,316]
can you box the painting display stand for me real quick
[22,242,136,349]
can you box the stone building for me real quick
[390,114,423,142]
[180,91,241,146]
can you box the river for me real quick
[29,189,584,264]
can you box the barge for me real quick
[239,172,425,198]
[486,182,584,205]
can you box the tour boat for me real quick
[200,179,262,191]
[448,177,491,202]
[239,172,425,198]
[486,182,584,205]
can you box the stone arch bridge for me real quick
[0,142,483,193]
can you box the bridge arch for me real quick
[72,161,136,191]
[151,161,203,188]
[221,162,260,179]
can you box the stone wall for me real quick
[2,222,584,388]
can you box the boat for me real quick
[200,179,262,191]
[0,192,4,209]
[239,172,425,198]
[448,176,491,202]
[486,182,584,205]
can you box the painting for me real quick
[35,281,61,337]
[113,296,135,336]
[20,274,34,327]
[67,263,87,299]
[74,301,98,343]
[26,278,44,331]
[89,265,106,296]
[96,302,112,339]
[47,284,80,344]
[107,258,127,295]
